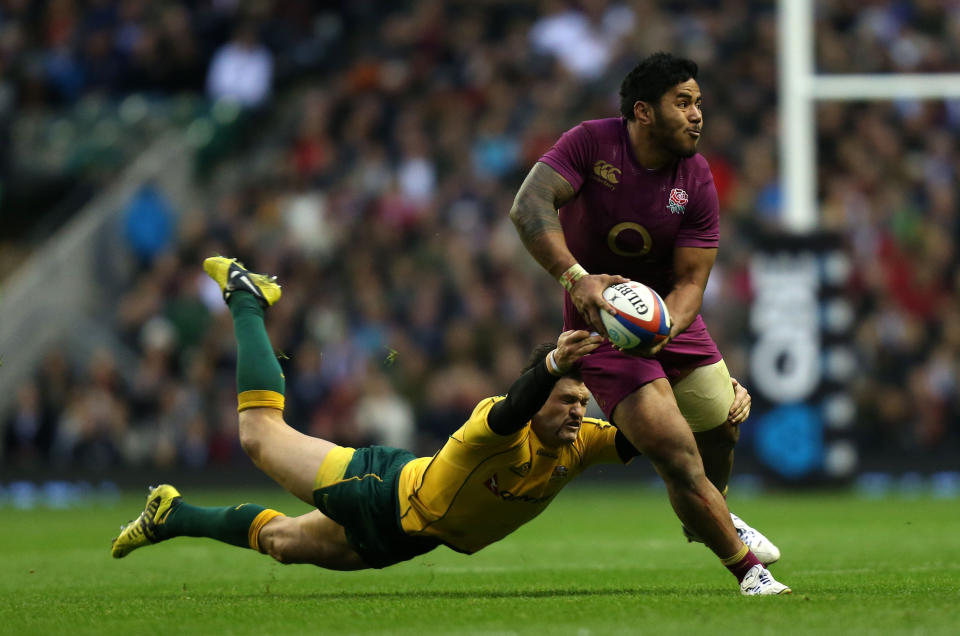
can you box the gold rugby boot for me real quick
[111,484,182,558]
[203,256,281,307]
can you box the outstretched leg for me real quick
[204,256,339,504]
[111,484,281,558]
[112,257,366,568]
[111,485,368,570]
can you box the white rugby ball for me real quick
[600,282,671,349]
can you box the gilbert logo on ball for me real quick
[600,282,671,349]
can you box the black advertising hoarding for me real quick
[746,232,856,483]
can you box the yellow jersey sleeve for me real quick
[576,417,625,466]
[450,396,524,448]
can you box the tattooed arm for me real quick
[509,162,627,336]
[509,162,578,279]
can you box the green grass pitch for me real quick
[3,484,958,635]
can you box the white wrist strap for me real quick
[546,350,562,376]
[559,263,588,292]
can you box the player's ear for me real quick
[634,101,654,126]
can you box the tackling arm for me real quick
[488,330,603,436]
[487,360,561,436]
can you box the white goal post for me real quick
[778,0,960,233]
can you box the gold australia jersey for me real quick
[396,396,623,554]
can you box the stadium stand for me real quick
[1,1,957,480]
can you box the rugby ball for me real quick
[600,282,671,349]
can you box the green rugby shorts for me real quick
[313,445,439,568]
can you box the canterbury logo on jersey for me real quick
[591,160,621,189]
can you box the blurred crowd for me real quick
[0,0,346,107]
[2,0,959,473]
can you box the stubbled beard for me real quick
[653,121,697,158]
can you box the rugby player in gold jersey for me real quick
[112,257,775,595]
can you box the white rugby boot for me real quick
[683,512,782,565]
[739,564,791,595]
[730,513,781,565]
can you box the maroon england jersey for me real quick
[537,116,724,417]
[540,117,719,293]
[539,117,720,333]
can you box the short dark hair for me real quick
[522,343,582,382]
[619,52,699,119]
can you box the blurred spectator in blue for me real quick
[205,21,273,108]
[122,183,174,267]
[44,43,85,103]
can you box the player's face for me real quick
[651,79,703,158]
[531,378,591,448]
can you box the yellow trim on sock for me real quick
[249,509,284,552]
[237,390,285,413]
[722,485,729,498]
[720,543,749,566]
[314,446,356,490]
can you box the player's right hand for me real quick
[569,273,629,338]
[553,329,604,372]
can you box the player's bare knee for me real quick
[237,409,276,462]
[258,524,296,564]
[265,543,295,565]
[267,542,296,564]
[237,424,264,463]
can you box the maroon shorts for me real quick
[576,316,722,420]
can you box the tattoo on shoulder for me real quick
[511,163,576,239]
[530,162,576,207]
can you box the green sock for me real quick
[228,292,285,395]
[157,501,267,549]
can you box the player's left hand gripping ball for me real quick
[600,282,671,350]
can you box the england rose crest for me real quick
[667,188,688,214]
